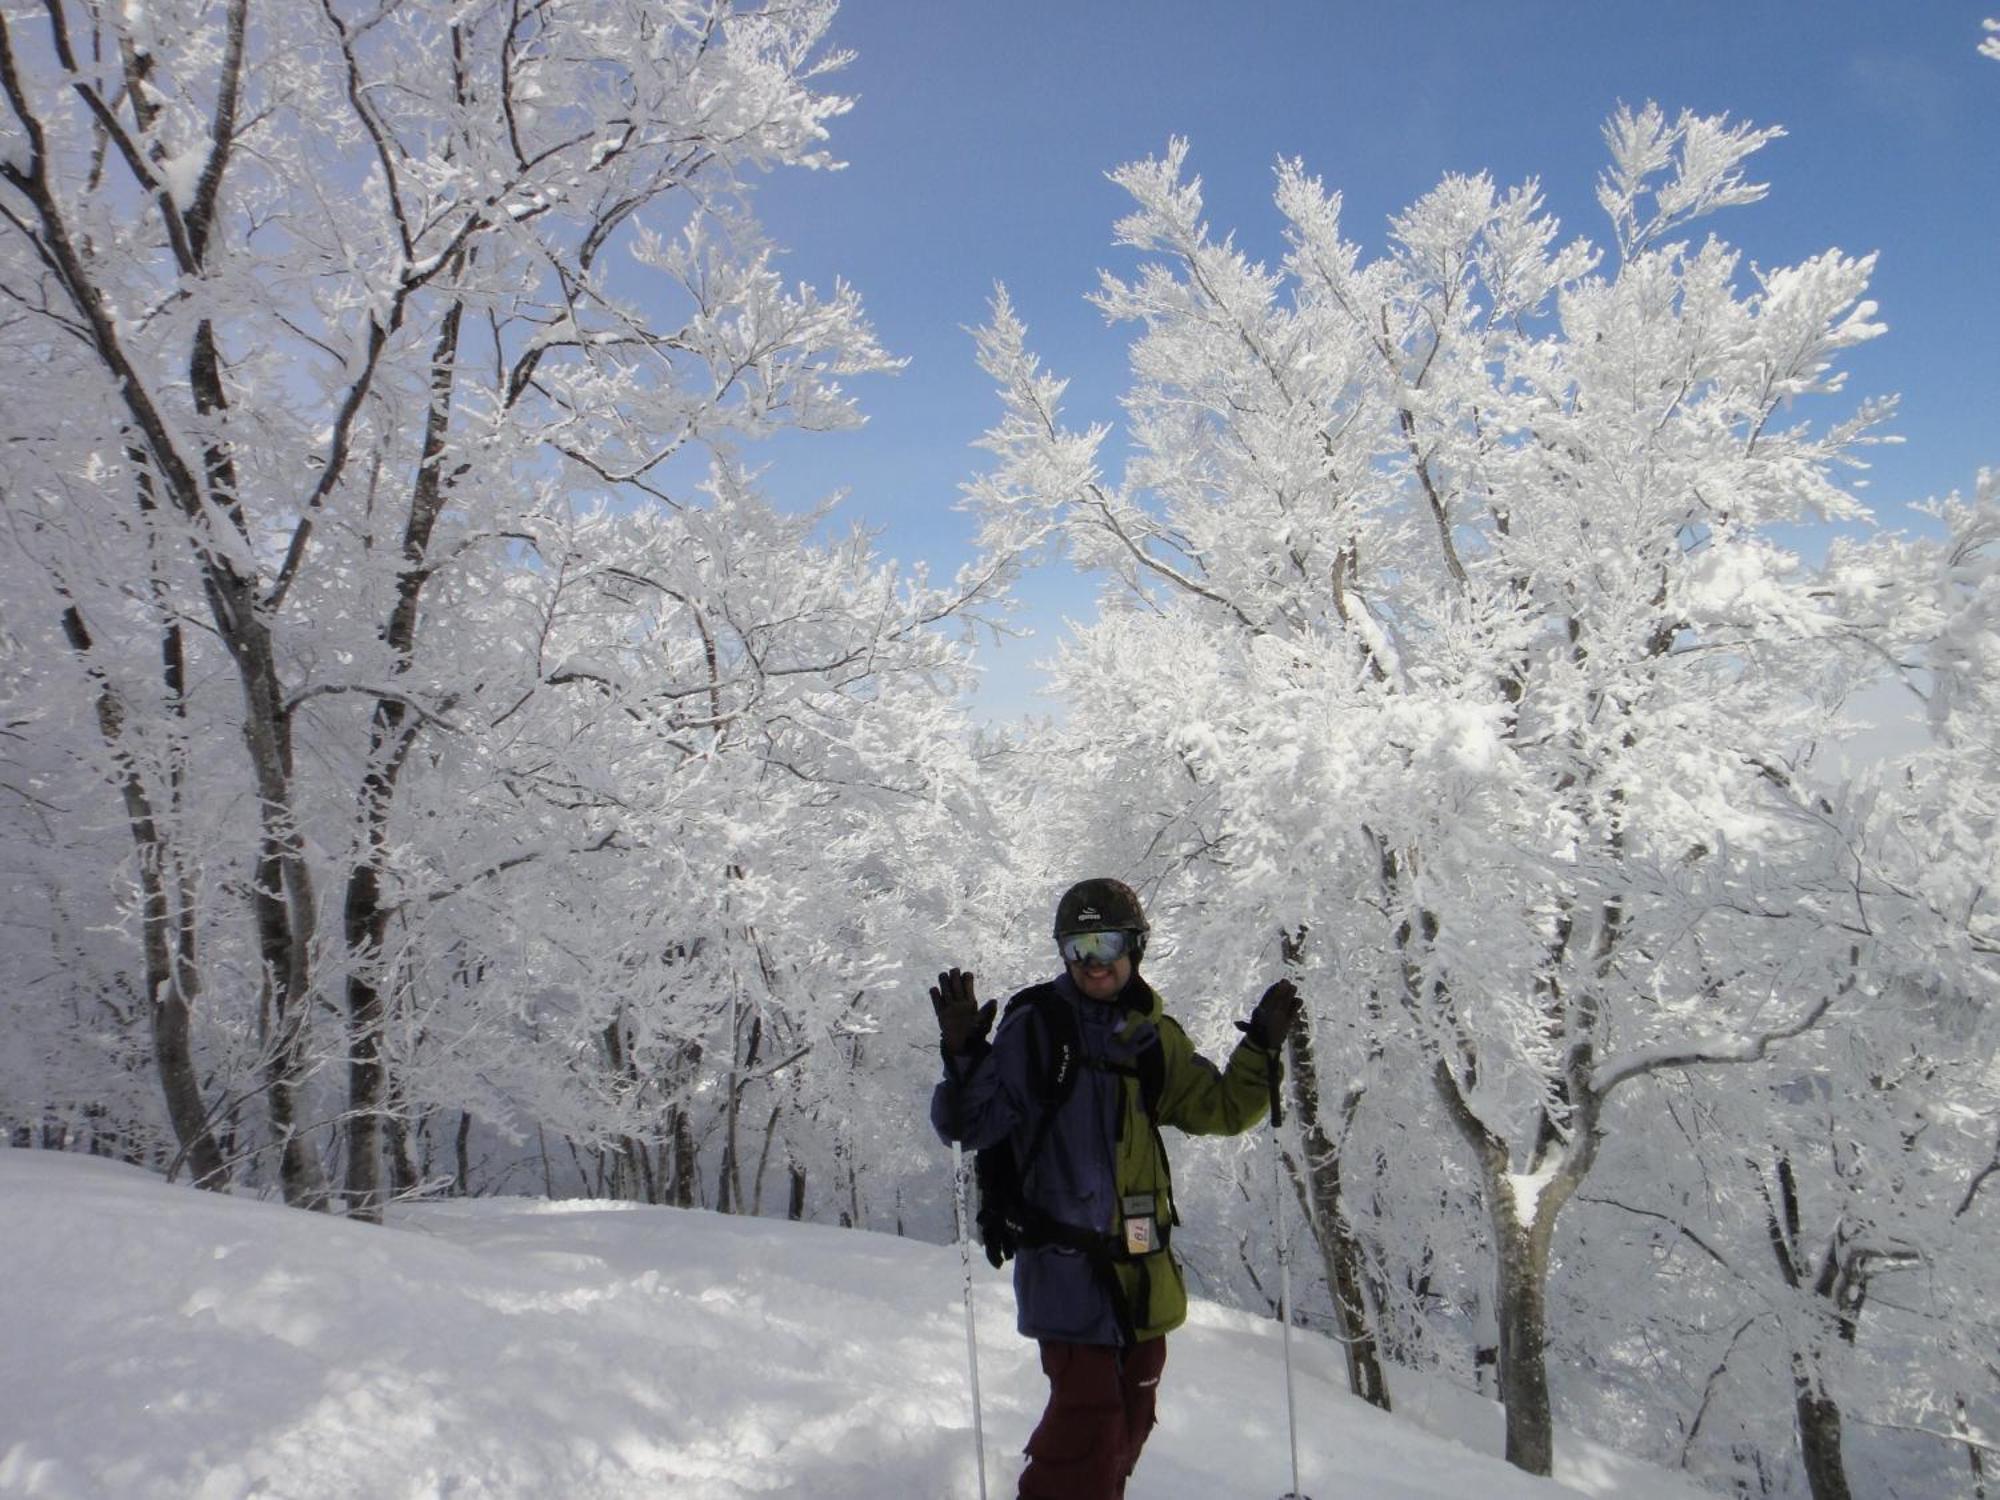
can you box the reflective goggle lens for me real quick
[1059,929,1132,966]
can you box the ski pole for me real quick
[950,1139,989,1500]
[1268,1064,1311,1500]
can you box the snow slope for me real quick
[0,1151,1714,1499]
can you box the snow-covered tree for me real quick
[962,107,1995,1480]
[371,473,1006,1222]
[1720,478,2000,1499]
[0,0,1007,1218]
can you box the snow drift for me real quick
[0,1150,1713,1499]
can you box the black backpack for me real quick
[973,985,1081,1267]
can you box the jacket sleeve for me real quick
[929,1006,1036,1151]
[1153,1016,1276,1137]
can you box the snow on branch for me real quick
[1595,103,1783,258]
[408,831,622,914]
[282,682,460,733]
[1592,984,1843,1099]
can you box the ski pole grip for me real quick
[1267,1060,1284,1130]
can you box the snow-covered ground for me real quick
[0,1150,1715,1499]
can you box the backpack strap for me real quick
[1004,984,1079,1187]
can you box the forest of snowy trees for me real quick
[1,4,1993,1498]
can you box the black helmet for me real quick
[1053,878,1149,962]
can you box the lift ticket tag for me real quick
[1122,1193,1158,1255]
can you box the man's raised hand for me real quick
[930,967,997,1056]
[1238,977,1302,1052]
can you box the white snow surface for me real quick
[0,1151,1715,1500]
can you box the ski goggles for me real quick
[1059,929,1135,966]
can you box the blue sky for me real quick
[744,3,2000,721]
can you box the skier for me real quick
[929,877,1302,1500]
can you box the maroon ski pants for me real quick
[1018,1336,1167,1500]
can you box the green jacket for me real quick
[1113,980,1278,1338]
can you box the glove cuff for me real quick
[942,1034,993,1072]
[1234,1018,1280,1054]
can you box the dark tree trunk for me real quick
[597,1015,658,1202]
[151,969,226,1188]
[1491,1209,1555,1475]
[341,858,391,1217]
[342,300,462,1223]
[638,1139,660,1204]
[663,1037,703,1207]
[669,1104,699,1207]
[57,605,230,1191]
[192,218,326,1211]
[211,433,327,1213]
[750,1100,784,1216]
[1759,1155,1860,1500]
[1433,1048,1595,1480]
[1273,926,1391,1407]
[1793,1365,1855,1500]
[1956,1395,1987,1499]
[247,827,326,1211]
[384,1086,420,1200]
[191,354,328,1214]
[719,1002,759,1213]
[1284,1022,1391,1409]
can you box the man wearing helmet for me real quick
[930,877,1302,1500]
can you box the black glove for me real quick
[974,1164,1015,1270]
[930,967,996,1057]
[1236,978,1301,1053]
